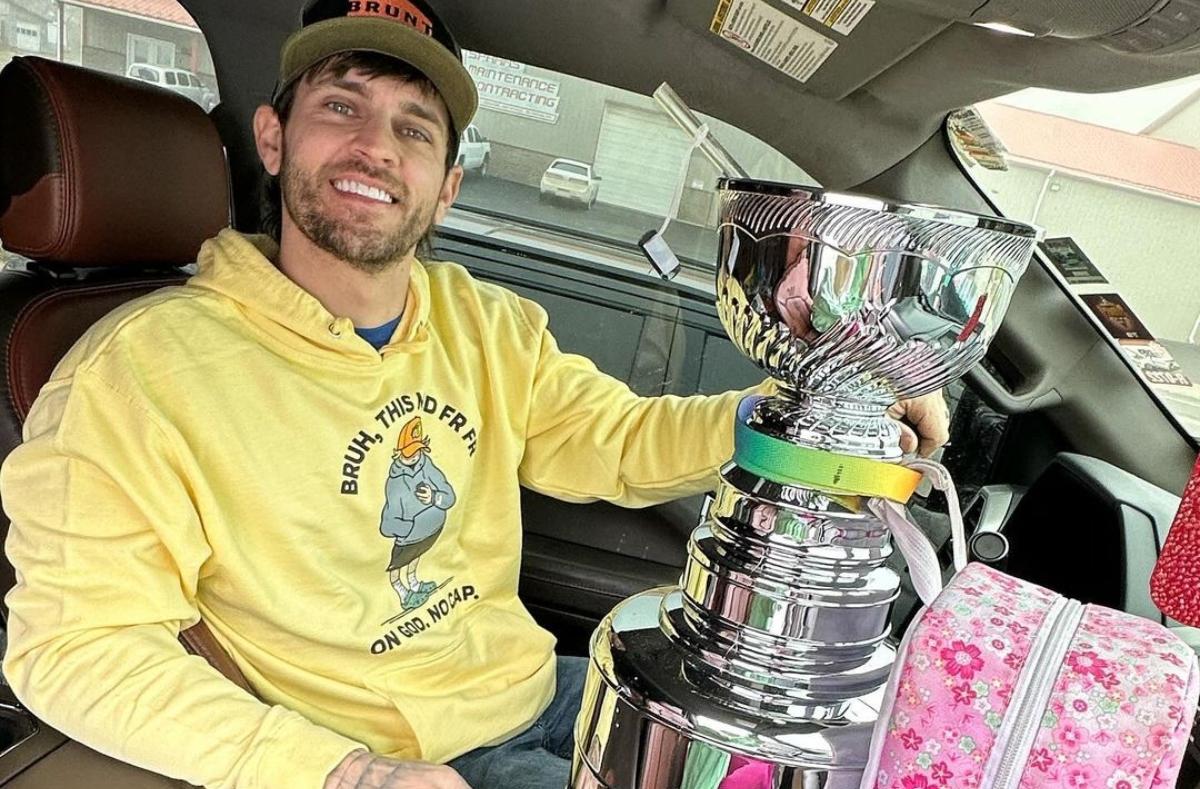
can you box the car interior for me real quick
[0,0,1199,786]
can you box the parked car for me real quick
[538,158,601,207]
[125,63,218,112]
[0,0,1198,786]
[456,123,491,175]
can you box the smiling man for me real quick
[0,2,948,789]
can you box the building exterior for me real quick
[0,0,57,61]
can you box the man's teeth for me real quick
[334,179,395,204]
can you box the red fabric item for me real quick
[1151,456,1200,626]
[719,756,774,789]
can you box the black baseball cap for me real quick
[276,0,477,133]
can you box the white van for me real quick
[125,64,218,112]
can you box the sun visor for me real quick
[885,0,1200,53]
[950,0,1200,53]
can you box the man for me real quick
[0,2,949,788]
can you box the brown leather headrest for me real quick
[0,57,229,267]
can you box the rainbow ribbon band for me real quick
[733,401,922,504]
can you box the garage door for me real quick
[593,103,694,217]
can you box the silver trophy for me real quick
[570,180,1040,789]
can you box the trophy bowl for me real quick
[717,179,1041,458]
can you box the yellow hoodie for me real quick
[1,230,750,789]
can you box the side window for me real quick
[164,71,177,86]
[0,0,220,268]
[956,89,1200,443]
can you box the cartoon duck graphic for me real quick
[379,416,456,611]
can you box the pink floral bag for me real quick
[859,462,1200,789]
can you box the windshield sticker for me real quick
[1082,293,1154,342]
[782,0,875,35]
[1120,341,1194,387]
[1042,237,1108,285]
[1080,293,1196,388]
[947,108,1009,171]
[711,0,837,84]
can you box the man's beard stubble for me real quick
[280,152,437,274]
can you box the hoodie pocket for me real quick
[363,604,557,764]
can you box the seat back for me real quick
[0,58,252,691]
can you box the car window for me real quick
[452,50,817,270]
[0,1,220,118]
[952,78,1200,441]
[0,0,219,273]
[552,162,589,177]
[434,52,830,466]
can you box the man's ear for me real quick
[253,105,284,177]
[433,165,464,225]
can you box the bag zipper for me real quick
[858,602,930,787]
[989,596,1085,789]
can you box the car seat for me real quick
[0,55,258,787]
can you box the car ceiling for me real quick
[182,0,1200,192]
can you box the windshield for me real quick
[952,77,1200,440]
[450,50,816,269]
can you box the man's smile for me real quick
[331,177,398,205]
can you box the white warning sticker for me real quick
[783,0,875,35]
[710,0,837,84]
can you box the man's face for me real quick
[256,65,463,272]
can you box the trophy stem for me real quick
[763,388,902,461]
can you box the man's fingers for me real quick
[909,397,950,457]
[887,391,951,457]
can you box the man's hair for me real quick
[259,51,460,258]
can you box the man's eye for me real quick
[403,127,432,143]
[326,101,353,115]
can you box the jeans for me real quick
[448,656,587,789]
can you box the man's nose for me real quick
[350,115,398,166]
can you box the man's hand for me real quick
[886,391,950,457]
[324,750,472,789]
[414,483,433,506]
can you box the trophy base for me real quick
[571,589,886,789]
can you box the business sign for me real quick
[463,51,561,124]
